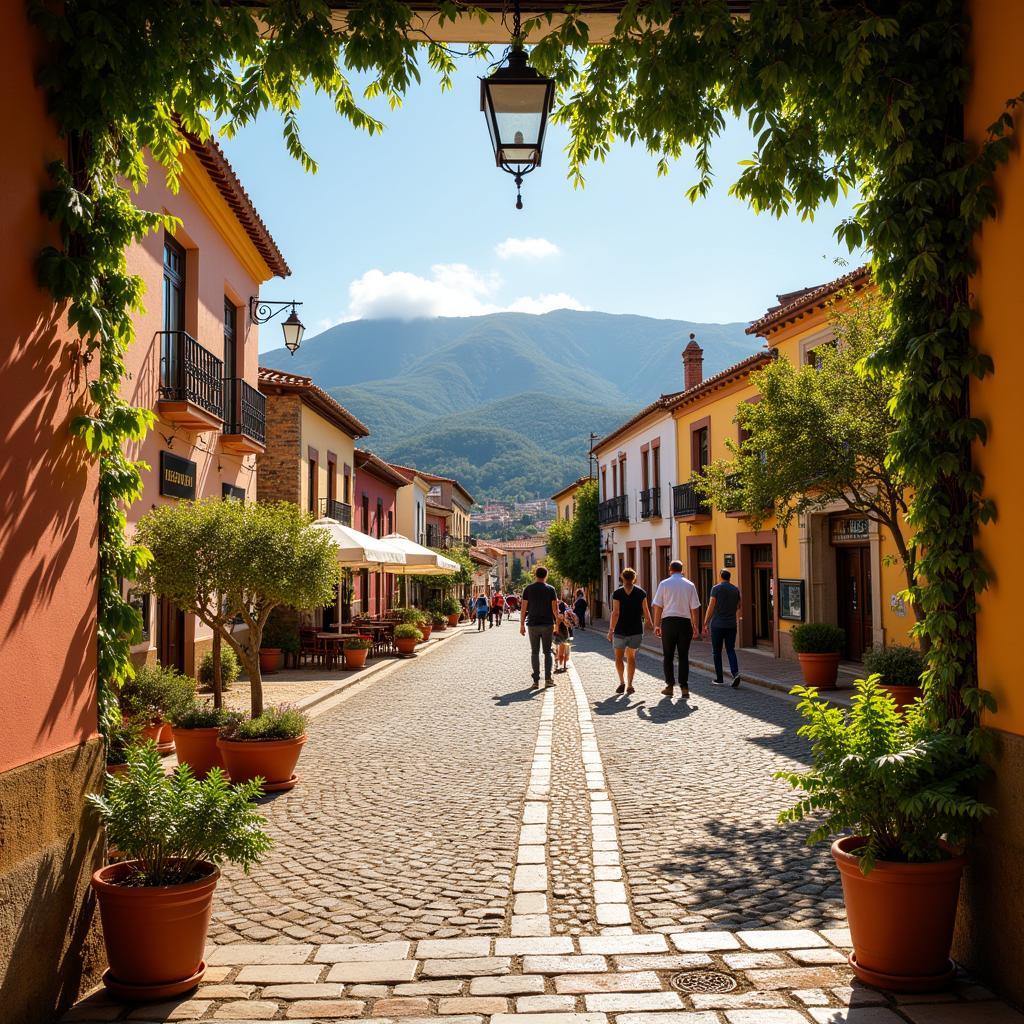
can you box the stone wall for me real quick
[258,392,302,503]
[0,738,107,1024]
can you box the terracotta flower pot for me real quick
[419,624,432,642]
[258,647,281,675]
[344,646,369,670]
[395,637,418,657]
[106,762,128,776]
[797,652,840,688]
[172,726,224,778]
[217,734,307,792]
[447,613,460,627]
[433,620,447,632]
[92,859,219,999]
[881,684,922,712]
[141,720,175,755]
[832,836,966,992]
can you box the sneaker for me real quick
[531,680,539,690]
[732,674,742,688]
[615,682,626,695]
[661,685,674,697]
[545,677,555,687]
[711,679,725,687]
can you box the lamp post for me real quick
[249,298,305,354]
[479,0,555,210]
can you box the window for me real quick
[641,450,649,490]
[223,297,237,380]
[376,498,384,538]
[601,467,607,500]
[127,588,151,644]
[327,457,336,504]
[619,457,627,492]
[343,465,351,503]
[690,420,711,475]
[307,458,317,513]
[163,236,185,333]
[806,339,838,369]
[387,510,393,534]
[361,495,370,532]
[612,462,618,496]
[652,444,661,489]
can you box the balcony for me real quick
[725,473,746,516]
[672,481,711,521]
[639,486,662,519]
[598,494,630,525]
[157,331,224,430]
[426,525,443,548]
[319,498,352,526]
[221,378,266,454]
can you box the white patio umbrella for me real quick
[379,533,460,575]
[311,518,408,569]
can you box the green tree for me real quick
[546,479,600,593]
[135,499,338,717]
[415,546,475,594]
[698,292,920,626]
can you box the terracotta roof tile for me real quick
[257,366,369,439]
[354,448,410,488]
[747,266,869,336]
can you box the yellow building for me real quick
[670,269,914,663]
[551,476,590,522]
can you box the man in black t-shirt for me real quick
[520,566,560,688]
[703,569,742,688]
[607,567,655,696]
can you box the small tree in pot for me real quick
[776,677,991,991]
[790,622,845,689]
[88,743,271,999]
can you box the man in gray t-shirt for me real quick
[703,569,742,688]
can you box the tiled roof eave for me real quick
[746,266,870,336]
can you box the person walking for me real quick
[704,569,742,687]
[554,606,572,673]
[573,589,588,630]
[651,560,702,699]
[490,589,505,627]
[520,566,559,688]
[475,592,490,632]
[607,567,654,696]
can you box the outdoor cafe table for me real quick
[316,632,361,669]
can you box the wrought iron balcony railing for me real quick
[223,378,266,445]
[157,331,223,418]
[319,498,352,526]
[598,494,630,525]
[639,486,662,519]
[672,481,711,518]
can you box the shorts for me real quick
[612,633,643,651]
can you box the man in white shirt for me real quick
[651,560,702,700]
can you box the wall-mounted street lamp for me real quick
[249,298,305,354]
[479,0,555,210]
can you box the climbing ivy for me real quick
[32,0,1018,751]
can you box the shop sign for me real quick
[831,516,870,544]
[723,553,736,568]
[159,450,197,500]
[222,483,245,502]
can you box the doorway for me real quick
[692,544,714,610]
[156,596,185,672]
[836,544,872,660]
[750,544,774,648]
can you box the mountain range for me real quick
[261,310,757,502]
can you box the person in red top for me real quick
[489,590,505,628]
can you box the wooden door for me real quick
[157,596,185,672]
[837,545,873,660]
[750,545,774,647]
[693,545,713,610]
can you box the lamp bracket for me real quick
[249,298,302,325]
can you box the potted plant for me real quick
[106,719,143,775]
[171,701,229,778]
[429,602,447,631]
[258,621,289,675]
[863,644,924,710]
[343,635,372,670]
[88,743,271,999]
[217,706,307,792]
[119,664,195,754]
[417,611,432,642]
[776,678,991,992]
[442,596,461,627]
[198,647,239,693]
[394,623,421,657]
[790,622,845,688]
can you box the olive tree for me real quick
[136,499,338,717]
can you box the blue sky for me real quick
[217,57,862,351]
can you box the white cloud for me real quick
[343,264,585,321]
[495,237,560,260]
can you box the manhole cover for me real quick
[670,970,738,994]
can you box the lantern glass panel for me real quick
[282,312,305,353]
[489,80,549,150]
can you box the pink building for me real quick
[352,449,408,616]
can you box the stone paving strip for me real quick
[63,929,1021,1023]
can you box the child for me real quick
[554,609,572,673]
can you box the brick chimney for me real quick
[683,332,703,390]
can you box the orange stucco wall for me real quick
[0,13,99,773]
[967,1,1024,737]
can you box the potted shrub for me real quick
[258,621,287,675]
[430,602,447,632]
[776,678,991,992]
[171,701,228,778]
[198,647,239,693]
[343,635,372,670]
[106,719,143,776]
[88,743,271,999]
[442,596,461,627]
[790,622,845,688]
[394,623,421,657]
[217,706,307,792]
[863,644,924,710]
[119,664,195,754]
[417,611,432,642]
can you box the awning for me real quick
[379,533,461,575]
[311,518,407,569]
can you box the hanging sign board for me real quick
[831,516,870,544]
[159,451,197,500]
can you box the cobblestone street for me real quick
[67,621,1021,1022]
